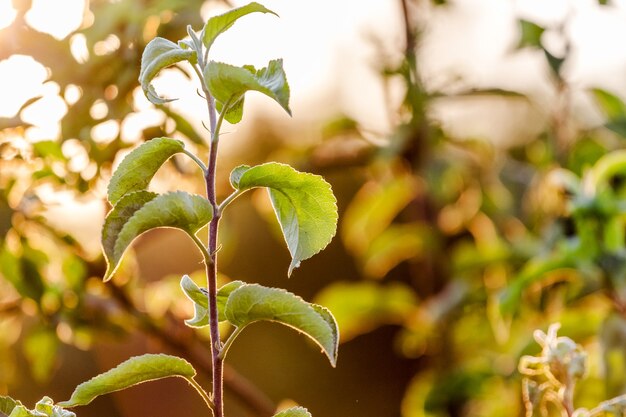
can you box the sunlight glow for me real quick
[25,0,84,40]
[0,55,48,118]
[0,0,16,30]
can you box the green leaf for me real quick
[34,398,75,417]
[273,407,312,417]
[224,284,339,366]
[202,2,277,53]
[139,37,196,104]
[102,191,158,277]
[591,149,626,190]
[517,19,544,49]
[592,88,626,120]
[104,191,213,281]
[0,396,18,416]
[59,354,196,407]
[315,281,418,342]
[217,281,245,321]
[543,48,565,78]
[181,276,245,326]
[230,163,337,276]
[107,137,185,205]
[205,59,291,124]
[180,274,209,327]
[23,328,58,383]
[342,173,419,257]
[605,119,626,137]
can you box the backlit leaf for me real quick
[273,407,312,417]
[181,276,245,326]
[202,2,277,53]
[139,37,196,104]
[205,59,290,124]
[59,354,196,407]
[107,138,184,205]
[102,191,158,275]
[104,191,213,281]
[225,284,339,366]
[230,163,337,276]
[34,397,75,417]
[592,88,626,120]
[0,396,17,416]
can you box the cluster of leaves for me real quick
[300,1,626,416]
[1,1,339,417]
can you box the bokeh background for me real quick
[4,0,626,416]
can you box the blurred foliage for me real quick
[3,0,626,417]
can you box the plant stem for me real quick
[197,61,225,417]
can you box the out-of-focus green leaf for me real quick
[272,407,312,417]
[160,106,205,145]
[23,328,58,383]
[225,284,339,366]
[544,49,565,78]
[590,149,626,191]
[103,192,213,281]
[230,162,337,276]
[107,138,184,205]
[592,88,626,120]
[605,120,626,137]
[517,20,544,49]
[205,59,290,124]
[139,37,196,104]
[499,253,578,315]
[59,354,196,407]
[0,245,46,303]
[315,281,418,342]
[202,2,277,53]
[32,141,65,160]
[342,173,419,256]
[362,223,429,279]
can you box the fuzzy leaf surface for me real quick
[273,407,312,417]
[104,192,212,280]
[102,191,158,277]
[202,2,277,52]
[139,37,196,104]
[231,162,337,275]
[0,396,17,416]
[181,276,244,326]
[59,354,195,407]
[225,284,339,366]
[205,59,290,124]
[107,138,184,205]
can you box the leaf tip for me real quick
[287,260,301,277]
